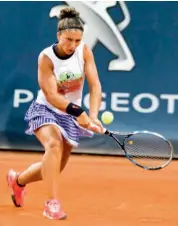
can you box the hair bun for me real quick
[59,7,80,20]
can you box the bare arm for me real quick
[38,53,70,112]
[84,44,102,119]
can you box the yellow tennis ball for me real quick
[101,111,114,125]
[128,140,133,145]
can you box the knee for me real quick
[44,138,63,156]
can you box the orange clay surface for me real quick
[0,151,178,226]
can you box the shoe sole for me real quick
[43,211,67,220]
[7,173,22,208]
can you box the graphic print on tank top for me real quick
[56,69,84,94]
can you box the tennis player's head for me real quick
[57,7,84,55]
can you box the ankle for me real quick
[16,174,26,187]
[46,199,59,204]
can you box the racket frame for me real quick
[105,130,174,170]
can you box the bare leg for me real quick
[60,138,72,172]
[18,137,72,186]
[33,125,63,200]
[17,162,42,185]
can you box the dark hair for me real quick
[57,7,84,32]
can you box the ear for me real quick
[57,32,61,41]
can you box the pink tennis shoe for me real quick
[43,199,67,220]
[7,169,25,207]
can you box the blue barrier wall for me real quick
[0,1,178,155]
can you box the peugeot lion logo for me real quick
[49,1,135,71]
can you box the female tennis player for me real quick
[7,7,104,220]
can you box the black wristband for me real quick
[66,103,84,117]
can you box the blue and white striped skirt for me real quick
[24,101,93,147]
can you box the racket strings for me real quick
[123,133,172,168]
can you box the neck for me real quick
[56,44,68,57]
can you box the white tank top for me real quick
[36,42,85,115]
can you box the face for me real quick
[57,29,83,55]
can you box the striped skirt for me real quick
[24,101,93,147]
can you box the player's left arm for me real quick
[84,44,102,120]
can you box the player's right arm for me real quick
[38,53,101,133]
[38,53,69,111]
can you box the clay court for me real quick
[0,151,177,226]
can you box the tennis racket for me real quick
[104,130,173,170]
